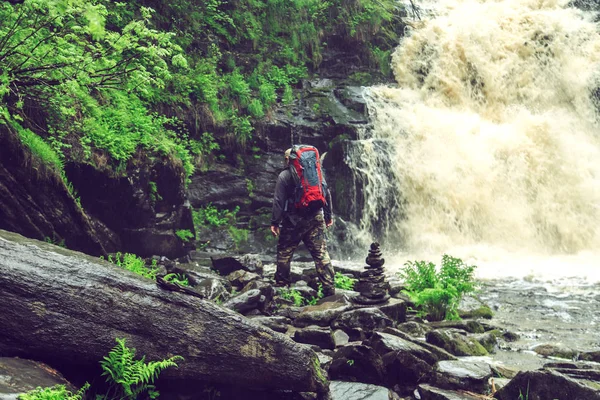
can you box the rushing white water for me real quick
[358,0,600,281]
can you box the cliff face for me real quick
[0,122,194,258]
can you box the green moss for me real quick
[459,305,494,320]
[312,356,328,387]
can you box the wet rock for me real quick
[532,344,578,360]
[241,280,276,313]
[382,328,457,362]
[353,243,390,305]
[330,380,400,400]
[227,269,261,289]
[332,308,393,333]
[544,361,600,382]
[0,358,76,399]
[581,351,600,363]
[294,327,336,350]
[426,329,488,357]
[429,320,485,334]
[433,360,492,392]
[293,301,353,328]
[317,353,333,371]
[494,370,600,400]
[491,365,519,380]
[473,332,499,353]
[248,316,291,333]
[333,330,350,347]
[417,384,483,400]
[383,351,433,389]
[329,344,386,385]
[223,289,262,314]
[194,277,230,301]
[368,332,439,365]
[378,298,407,323]
[212,254,264,276]
[395,321,431,338]
[459,305,494,320]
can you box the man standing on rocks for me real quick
[271,146,336,296]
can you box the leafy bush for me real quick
[19,383,89,400]
[399,255,477,321]
[105,252,159,280]
[193,204,239,228]
[98,338,183,400]
[175,229,194,242]
[164,273,189,286]
[334,272,357,290]
[279,288,305,307]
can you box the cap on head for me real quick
[284,148,291,159]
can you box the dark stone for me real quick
[395,321,431,338]
[0,358,77,398]
[227,269,261,289]
[329,344,386,385]
[224,289,262,314]
[353,243,390,305]
[383,351,433,389]
[194,277,231,302]
[0,230,328,394]
[417,384,483,400]
[248,316,291,334]
[494,370,600,400]
[382,328,457,362]
[329,381,398,400]
[378,298,407,323]
[211,254,264,276]
[332,308,393,333]
[367,332,438,365]
[429,320,485,334]
[532,344,578,360]
[426,329,488,357]
[294,300,353,328]
[0,124,112,256]
[433,360,492,393]
[294,327,336,350]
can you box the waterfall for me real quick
[357,0,600,280]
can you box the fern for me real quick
[18,383,89,400]
[99,338,183,400]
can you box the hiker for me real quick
[270,145,336,296]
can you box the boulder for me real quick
[367,332,438,365]
[531,344,578,360]
[227,269,261,289]
[417,384,484,400]
[382,328,457,362]
[0,358,77,399]
[294,327,336,350]
[331,308,393,333]
[0,230,328,394]
[294,300,353,328]
[433,360,492,393]
[330,381,400,400]
[223,289,263,314]
[426,329,488,357]
[428,320,485,334]
[494,370,600,400]
[328,344,386,385]
[395,321,431,338]
[211,254,264,276]
[248,316,291,334]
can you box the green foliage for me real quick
[228,226,249,249]
[193,204,239,228]
[98,338,183,400]
[399,255,477,321]
[163,273,189,286]
[105,252,159,280]
[305,283,324,305]
[175,229,194,242]
[346,359,355,366]
[334,272,357,290]
[0,0,196,179]
[279,288,305,307]
[19,383,90,400]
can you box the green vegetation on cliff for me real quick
[1,0,401,186]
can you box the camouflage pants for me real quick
[275,212,334,290]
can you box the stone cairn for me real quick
[353,242,390,305]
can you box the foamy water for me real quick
[354,0,600,281]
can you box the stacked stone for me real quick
[353,242,390,305]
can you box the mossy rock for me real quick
[426,329,489,357]
[459,305,494,320]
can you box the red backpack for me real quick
[289,144,327,212]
